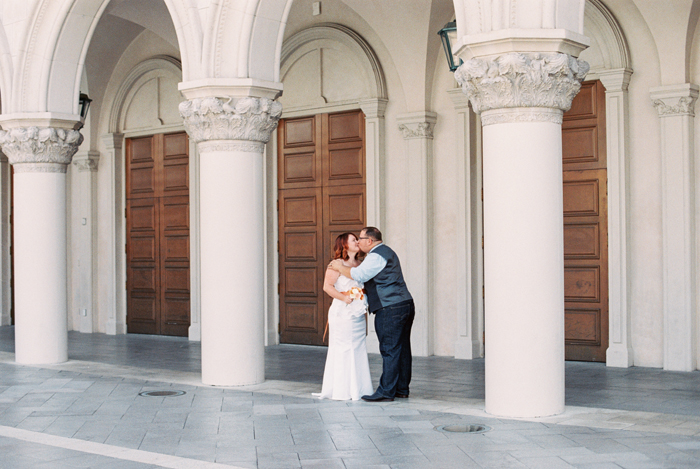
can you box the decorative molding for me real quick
[481,107,563,126]
[359,98,388,119]
[73,150,100,172]
[397,112,438,140]
[398,122,435,139]
[650,84,699,118]
[652,97,697,117]
[454,52,589,114]
[198,141,264,153]
[179,96,282,144]
[0,127,83,173]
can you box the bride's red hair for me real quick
[332,232,360,261]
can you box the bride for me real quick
[313,232,373,400]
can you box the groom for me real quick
[329,227,414,402]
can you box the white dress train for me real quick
[314,274,373,400]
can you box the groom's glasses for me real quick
[358,237,371,241]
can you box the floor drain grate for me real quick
[138,390,186,397]
[435,424,491,434]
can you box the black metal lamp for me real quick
[438,21,463,72]
[79,93,92,121]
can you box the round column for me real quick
[0,127,83,364]
[180,96,281,386]
[456,53,589,417]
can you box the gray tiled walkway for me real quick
[1,326,700,468]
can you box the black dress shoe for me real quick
[361,393,394,402]
[395,393,409,398]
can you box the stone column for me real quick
[456,53,589,417]
[650,84,698,372]
[397,112,436,357]
[72,151,99,333]
[180,96,282,386]
[0,126,83,364]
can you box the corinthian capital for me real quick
[0,127,84,173]
[454,52,589,124]
[179,96,283,152]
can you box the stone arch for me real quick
[9,0,198,116]
[280,23,387,105]
[110,56,183,133]
[204,0,293,83]
[581,0,631,74]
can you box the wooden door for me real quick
[562,80,609,361]
[278,111,366,345]
[126,132,190,336]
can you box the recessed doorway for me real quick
[125,132,190,336]
[278,110,367,345]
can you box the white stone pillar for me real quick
[599,69,634,368]
[650,84,698,372]
[0,126,83,364]
[72,151,99,333]
[397,112,436,358]
[448,89,483,359]
[180,96,282,386]
[456,53,589,417]
[0,152,11,326]
[100,134,126,336]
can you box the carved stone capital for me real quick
[179,96,283,145]
[650,84,699,118]
[652,96,697,117]
[398,122,435,139]
[397,112,437,140]
[73,151,100,172]
[0,127,84,173]
[454,52,589,121]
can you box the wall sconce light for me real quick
[437,21,463,72]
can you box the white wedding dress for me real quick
[314,274,373,400]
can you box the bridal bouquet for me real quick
[346,286,365,301]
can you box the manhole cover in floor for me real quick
[138,390,186,397]
[435,424,491,434]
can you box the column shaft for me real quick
[14,173,68,363]
[483,118,565,417]
[199,145,265,385]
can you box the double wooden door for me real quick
[562,80,609,361]
[278,111,367,345]
[126,132,190,336]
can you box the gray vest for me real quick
[364,244,413,313]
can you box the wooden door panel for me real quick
[126,132,190,337]
[562,127,599,165]
[328,147,364,181]
[324,185,366,227]
[565,82,597,118]
[562,81,608,362]
[564,224,600,258]
[285,117,316,145]
[328,111,363,141]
